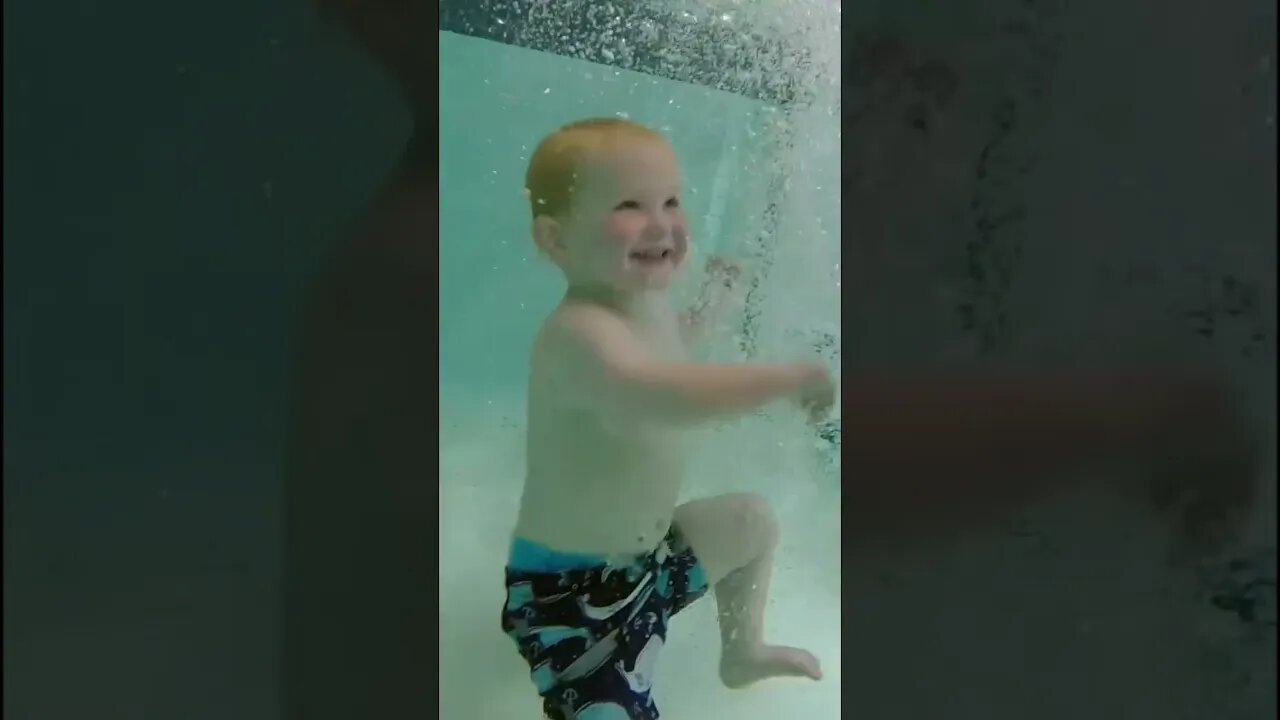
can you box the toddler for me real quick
[501,118,831,720]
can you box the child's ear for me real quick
[532,215,566,263]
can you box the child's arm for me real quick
[552,303,829,425]
[679,256,742,350]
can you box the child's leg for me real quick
[673,493,822,688]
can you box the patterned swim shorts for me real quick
[499,527,710,719]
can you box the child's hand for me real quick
[795,364,836,423]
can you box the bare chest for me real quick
[631,311,686,363]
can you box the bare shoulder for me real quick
[546,301,628,337]
[532,302,644,402]
[540,301,641,362]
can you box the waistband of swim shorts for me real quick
[507,533,675,573]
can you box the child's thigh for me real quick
[672,493,779,586]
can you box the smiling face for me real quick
[528,121,690,295]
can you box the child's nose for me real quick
[642,213,671,240]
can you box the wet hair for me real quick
[524,118,667,220]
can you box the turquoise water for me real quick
[439,29,842,719]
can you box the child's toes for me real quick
[776,646,822,681]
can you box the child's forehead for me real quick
[579,141,682,187]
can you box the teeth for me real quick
[630,248,674,264]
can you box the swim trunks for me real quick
[500,527,710,719]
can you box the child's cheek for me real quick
[603,214,638,244]
[673,213,690,242]
[672,214,691,255]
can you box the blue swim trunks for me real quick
[500,527,710,720]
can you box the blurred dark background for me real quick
[840,2,1276,718]
[3,2,407,717]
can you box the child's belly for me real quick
[514,490,676,558]
[518,434,685,556]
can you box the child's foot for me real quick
[719,645,822,688]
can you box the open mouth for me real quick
[629,248,672,266]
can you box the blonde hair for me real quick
[524,118,666,219]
